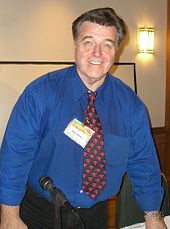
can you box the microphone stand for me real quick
[50,189,62,229]
[40,176,86,229]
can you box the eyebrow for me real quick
[105,39,115,44]
[81,36,115,44]
[81,36,93,41]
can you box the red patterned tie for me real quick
[82,91,106,199]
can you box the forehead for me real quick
[78,21,117,40]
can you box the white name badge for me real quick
[64,118,95,148]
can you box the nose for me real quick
[92,44,102,57]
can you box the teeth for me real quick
[90,61,102,65]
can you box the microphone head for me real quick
[39,176,74,210]
[39,176,56,193]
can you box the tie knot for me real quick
[87,91,97,102]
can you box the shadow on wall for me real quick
[114,21,130,63]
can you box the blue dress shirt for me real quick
[0,65,163,210]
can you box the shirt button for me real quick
[80,190,83,194]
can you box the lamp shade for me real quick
[138,27,154,54]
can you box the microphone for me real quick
[39,176,74,210]
[39,176,56,193]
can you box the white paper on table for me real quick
[121,215,170,229]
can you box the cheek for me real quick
[75,51,89,64]
[105,53,115,63]
[75,47,83,58]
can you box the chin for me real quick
[88,74,105,82]
[89,70,105,78]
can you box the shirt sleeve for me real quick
[0,85,42,205]
[127,98,164,211]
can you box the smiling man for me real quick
[0,7,167,229]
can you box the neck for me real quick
[76,68,106,92]
[80,77,105,92]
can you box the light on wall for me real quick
[138,27,154,54]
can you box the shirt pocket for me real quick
[104,134,130,168]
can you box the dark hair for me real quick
[72,7,126,47]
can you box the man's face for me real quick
[74,21,117,90]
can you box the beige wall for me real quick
[0,0,167,143]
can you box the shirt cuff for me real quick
[0,187,25,206]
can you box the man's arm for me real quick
[0,204,27,229]
[128,100,163,209]
[128,99,167,229]
[145,212,167,229]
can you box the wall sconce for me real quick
[138,27,154,54]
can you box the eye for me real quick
[102,42,115,50]
[103,43,111,48]
[82,39,94,48]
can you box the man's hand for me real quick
[0,218,28,229]
[0,204,28,229]
[145,216,167,229]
